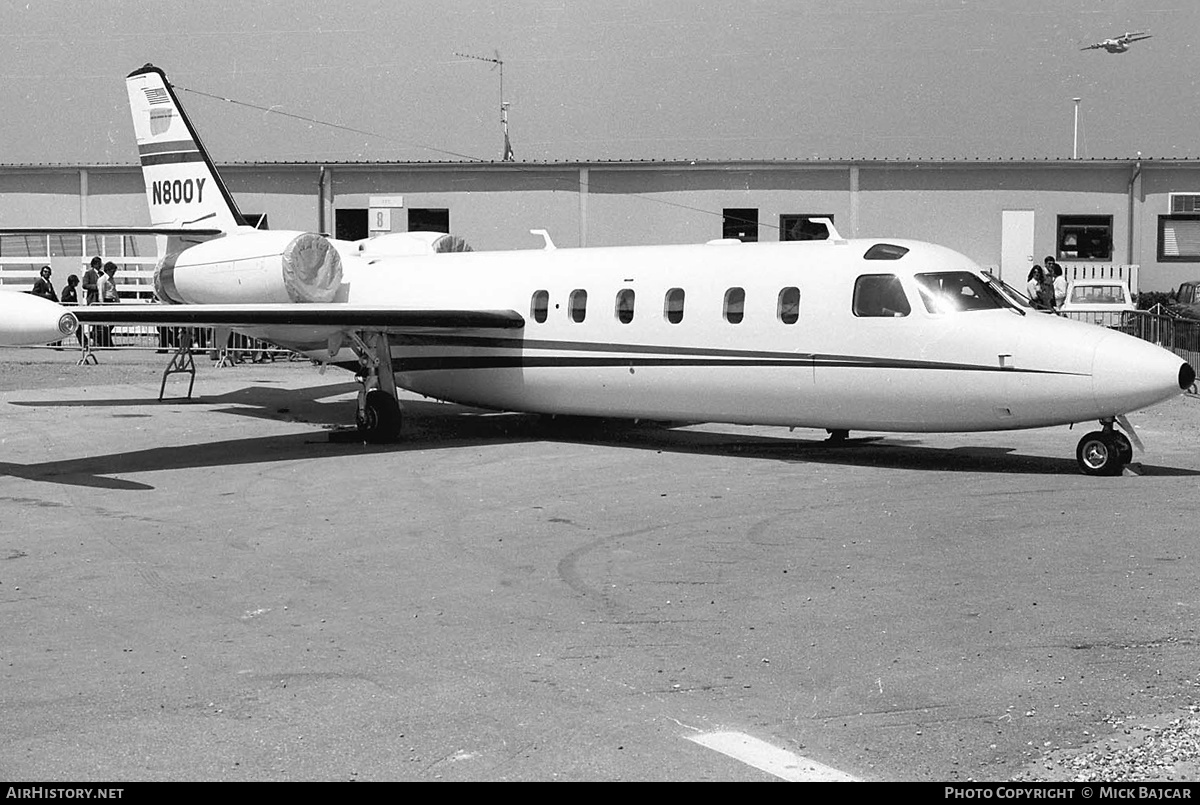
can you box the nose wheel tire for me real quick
[357,389,402,443]
[1076,430,1131,476]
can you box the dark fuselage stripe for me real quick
[326,352,1074,376]
[382,335,1078,376]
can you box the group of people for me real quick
[1025,255,1067,313]
[29,257,121,347]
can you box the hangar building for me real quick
[3,156,1200,295]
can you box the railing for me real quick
[103,325,300,362]
[1064,263,1139,294]
[42,318,301,363]
[0,232,158,300]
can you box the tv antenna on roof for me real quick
[454,49,514,162]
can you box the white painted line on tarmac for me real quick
[687,731,860,782]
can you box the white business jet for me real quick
[0,64,1193,476]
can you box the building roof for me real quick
[6,156,1200,171]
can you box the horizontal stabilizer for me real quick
[0,227,223,237]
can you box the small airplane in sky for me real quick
[1081,31,1153,53]
[0,63,1194,476]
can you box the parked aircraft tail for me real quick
[125,63,245,234]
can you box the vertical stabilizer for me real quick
[126,64,244,233]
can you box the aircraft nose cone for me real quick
[1092,332,1191,413]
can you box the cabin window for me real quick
[531,290,549,323]
[777,287,800,324]
[615,288,635,323]
[1057,215,1112,261]
[724,287,746,324]
[915,272,1010,313]
[664,288,685,324]
[863,243,910,261]
[569,289,588,323]
[853,274,911,317]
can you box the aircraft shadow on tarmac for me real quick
[6,383,1199,488]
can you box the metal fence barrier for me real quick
[46,324,302,364]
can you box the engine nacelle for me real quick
[155,231,343,305]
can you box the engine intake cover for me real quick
[155,231,343,305]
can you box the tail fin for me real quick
[125,64,244,234]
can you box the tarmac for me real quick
[3,347,1200,781]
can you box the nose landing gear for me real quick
[1075,418,1135,476]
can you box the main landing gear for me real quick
[1075,418,1135,477]
[351,331,402,443]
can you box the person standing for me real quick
[100,261,120,303]
[82,256,101,305]
[1051,263,1068,313]
[1026,265,1049,310]
[60,273,78,305]
[60,274,84,346]
[91,260,119,348]
[31,265,58,301]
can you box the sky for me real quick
[2,0,1199,165]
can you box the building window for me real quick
[335,209,368,241]
[1057,215,1112,261]
[408,208,449,233]
[615,288,635,323]
[531,290,549,323]
[724,287,745,324]
[1158,215,1200,262]
[777,287,800,324]
[664,288,685,324]
[1169,194,1200,213]
[853,274,910,317]
[723,208,758,242]
[569,289,587,323]
[780,214,832,241]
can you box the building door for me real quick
[336,209,368,241]
[1000,210,1035,285]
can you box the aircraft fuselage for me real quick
[223,236,1187,435]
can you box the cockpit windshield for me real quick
[915,271,1021,314]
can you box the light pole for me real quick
[1073,97,1082,159]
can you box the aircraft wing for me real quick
[1080,41,1105,50]
[70,303,525,332]
[0,227,225,237]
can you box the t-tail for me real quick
[126,63,245,235]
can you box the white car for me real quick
[1059,279,1136,326]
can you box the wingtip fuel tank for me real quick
[0,292,79,346]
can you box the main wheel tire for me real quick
[357,389,401,443]
[1076,431,1125,476]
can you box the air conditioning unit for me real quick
[1168,192,1200,213]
